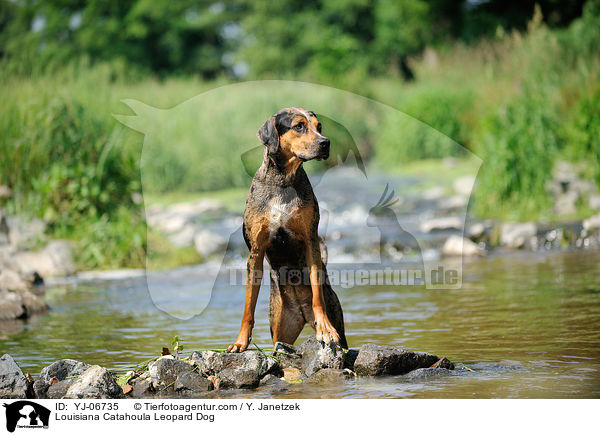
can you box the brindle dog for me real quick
[227,108,347,352]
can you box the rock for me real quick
[0,291,25,320]
[64,365,124,398]
[148,356,195,390]
[0,269,29,292]
[430,357,455,370]
[467,222,486,240]
[583,213,600,231]
[419,216,462,233]
[39,359,91,384]
[273,342,302,369]
[190,350,280,389]
[283,367,302,382]
[437,195,468,211]
[194,230,226,257]
[0,354,31,398]
[404,368,454,381]
[15,240,75,277]
[175,372,211,392]
[168,223,197,247]
[130,372,153,398]
[0,185,12,199]
[442,235,483,257]
[422,186,445,201]
[46,379,76,399]
[304,368,355,385]
[499,222,537,248]
[589,194,600,210]
[259,374,289,391]
[353,344,441,376]
[297,336,345,378]
[5,216,46,249]
[453,175,476,196]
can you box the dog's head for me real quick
[258,107,330,164]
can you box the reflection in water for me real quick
[1,251,599,398]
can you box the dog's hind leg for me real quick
[269,273,306,346]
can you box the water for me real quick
[1,250,599,398]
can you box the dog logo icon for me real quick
[3,401,50,432]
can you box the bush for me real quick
[475,86,559,219]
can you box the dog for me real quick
[227,108,348,352]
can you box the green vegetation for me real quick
[1,0,599,270]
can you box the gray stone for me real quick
[0,291,25,320]
[453,175,476,196]
[190,350,280,389]
[16,240,75,277]
[130,372,153,398]
[499,222,537,248]
[0,354,31,398]
[304,368,355,385]
[64,365,124,398]
[589,194,600,210]
[194,230,226,257]
[46,379,76,399]
[583,213,600,231]
[175,372,211,392]
[468,222,486,240]
[437,195,468,211]
[0,269,29,292]
[353,343,441,376]
[273,342,302,369]
[404,367,454,381]
[0,185,12,199]
[258,374,288,391]
[40,359,91,384]
[148,356,195,390]
[5,216,46,249]
[297,336,345,378]
[442,235,483,257]
[419,216,462,233]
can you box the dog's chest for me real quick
[267,197,296,233]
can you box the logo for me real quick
[2,401,50,433]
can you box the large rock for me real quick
[453,175,476,196]
[583,213,600,231]
[0,290,47,321]
[297,336,345,378]
[46,379,76,399]
[0,269,29,292]
[15,240,75,277]
[175,372,211,392]
[442,235,483,257]
[499,222,537,248]
[419,216,462,233]
[64,365,124,398]
[353,344,441,376]
[304,368,354,385]
[5,216,46,249]
[148,356,195,390]
[34,359,91,398]
[404,367,454,381]
[273,342,302,369]
[0,354,31,398]
[190,350,279,389]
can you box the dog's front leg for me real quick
[227,246,265,353]
[307,242,340,344]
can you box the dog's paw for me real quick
[315,318,340,344]
[226,338,250,353]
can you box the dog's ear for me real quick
[257,116,279,154]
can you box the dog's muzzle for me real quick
[317,137,330,160]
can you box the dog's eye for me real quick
[294,123,304,132]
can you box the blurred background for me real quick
[1,0,599,271]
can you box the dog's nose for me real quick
[319,137,330,147]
